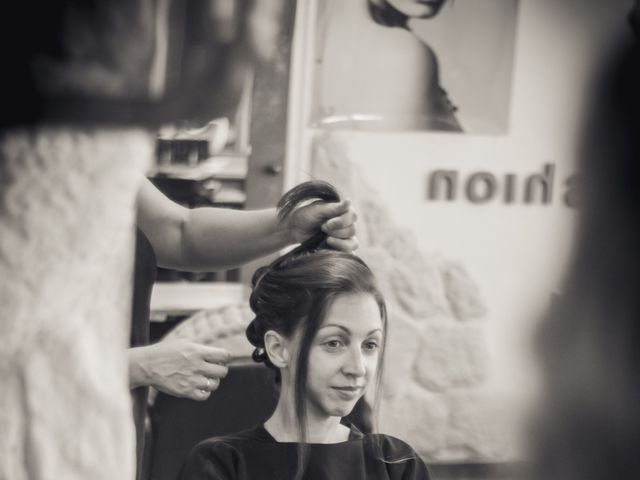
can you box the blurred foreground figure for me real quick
[0,2,291,480]
[531,3,640,480]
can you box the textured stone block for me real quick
[379,385,450,457]
[360,246,451,320]
[413,323,489,392]
[379,310,423,401]
[444,390,524,461]
[441,262,487,321]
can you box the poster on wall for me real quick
[310,0,520,134]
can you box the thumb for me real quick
[313,199,351,221]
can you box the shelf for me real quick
[150,281,248,318]
[151,155,248,181]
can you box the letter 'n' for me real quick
[428,170,458,201]
[525,163,555,204]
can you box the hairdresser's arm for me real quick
[136,178,357,271]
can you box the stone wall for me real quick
[310,132,519,462]
[0,128,152,480]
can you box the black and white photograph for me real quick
[310,0,519,133]
[1,1,639,480]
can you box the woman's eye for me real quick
[325,339,344,349]
[364,341,379,351]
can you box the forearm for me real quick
[137,178,356,272]
[176,207,293,271]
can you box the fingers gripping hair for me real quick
[277,180,341,253]
[276,180,341,220]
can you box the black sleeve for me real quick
[178,439,238,480]
[379,435,432,480]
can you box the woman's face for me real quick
[386,0,446,19]
[304,293,384,421]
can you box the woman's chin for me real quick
[330,399,361,418]
[335,406,356,418]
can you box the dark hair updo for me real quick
[246,180,387,365]
[245,180,387,426]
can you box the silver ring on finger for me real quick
[206,378,212,391]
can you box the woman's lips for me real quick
[331,386,363,399]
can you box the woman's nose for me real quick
[342,347,366,378]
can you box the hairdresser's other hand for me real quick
[287,199,358,252]
[128,338,230,401]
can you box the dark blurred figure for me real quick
[531,2,640,480]
[0,0,278,128]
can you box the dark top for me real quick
[179,423,431,480]
[131,228,157,479]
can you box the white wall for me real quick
[290,0,634,396]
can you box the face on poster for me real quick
[310,0,520,133]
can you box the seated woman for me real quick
[179,181,431,480]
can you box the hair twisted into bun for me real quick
[246,180,343,365]
[276,180,341,255]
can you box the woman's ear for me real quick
[264,330,291,368]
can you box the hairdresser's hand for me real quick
[128,338,230,401]
[287,199,359,252]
